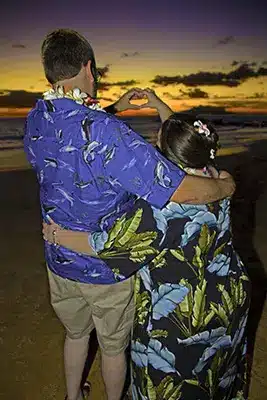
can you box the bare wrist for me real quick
[52,228,60,246]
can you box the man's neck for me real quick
[55,79,87,95]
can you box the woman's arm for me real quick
[141,88,173,123]
[42,221,96,256]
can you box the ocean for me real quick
[1,114,267,166]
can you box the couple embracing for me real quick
[24,29,250,400]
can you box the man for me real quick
[24,29,235,400]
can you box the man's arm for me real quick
[101,118,234,207]
[103,88,145,114]
[170,172,235,204]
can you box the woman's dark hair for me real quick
[41,29,98,85]
[160,114,219,169]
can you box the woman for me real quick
[43,106,250,399]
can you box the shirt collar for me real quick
[35,98,90,112]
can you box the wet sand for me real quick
[1,142,267,399]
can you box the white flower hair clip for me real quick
[210,149,216,159]
[194,120,210,137]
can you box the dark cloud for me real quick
[151,63,267,88]
[212,99,267,109]
[0,90,42,108]
[12,43,26,49]
[246,92,267,99]
[97,64,111,79]
[231,60,239,67]
[121,51,139,58]
[163,88,209,100]
[231,60,257,68]
[213,95,236,100]
[98,80,139,91]
[179,88,209,99]
[217,36,235,46]
[184,105,229,114]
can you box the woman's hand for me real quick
[140,88,173,122]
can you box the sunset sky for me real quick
[1,0,267,116]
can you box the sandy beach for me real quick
[1,142,267,399]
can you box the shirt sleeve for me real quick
[100,117,185,208]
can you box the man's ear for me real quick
[84,60,94,83]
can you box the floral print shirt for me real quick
[23,98,185,283]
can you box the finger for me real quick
[127,88,146,99]
[138,102,154,109]
[144,87,154,92]
[127,103,143,110]
[126,87,142,96]
[130,94,143,100]
[45,215,54,224]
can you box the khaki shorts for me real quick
[47,268,135,356]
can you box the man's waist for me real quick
[41,193,135,231]
[45,244,118,284]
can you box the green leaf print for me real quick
[135,291,150,325]
[192,245,204,269]
[150,330,168,339]
[207,369,213,395]
[170,248,185,262]
[165,384,183,400]
[214,242,227,258]
[178,279,193,319]
[114,208,143,246]
[192,279,207,329]
[235,279,246,307]
[103,214,126,249]
[184,379,200,387]
[198,224,215,255]
[230,277,247,307]
[152,249,168,269]
[156,376,173,398]
[146,373,157,400]
[232,390,246,400]
[134,274,141,301]
[203,310,215,327]
[217,284,234,315]
[240,274,250,282]
[206,352,223,396]
[130,247,158,263]
[156,376,182,400]
[207,231,216,254]
[230,278,237,308]
[210,303,229,326]
[128,232,157,250]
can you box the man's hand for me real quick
[137,88,162,109]
[112,88,146,113]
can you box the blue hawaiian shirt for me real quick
[24,98,185,284]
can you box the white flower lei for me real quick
[43,86,105,112]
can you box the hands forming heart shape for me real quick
[116,87,160,111]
